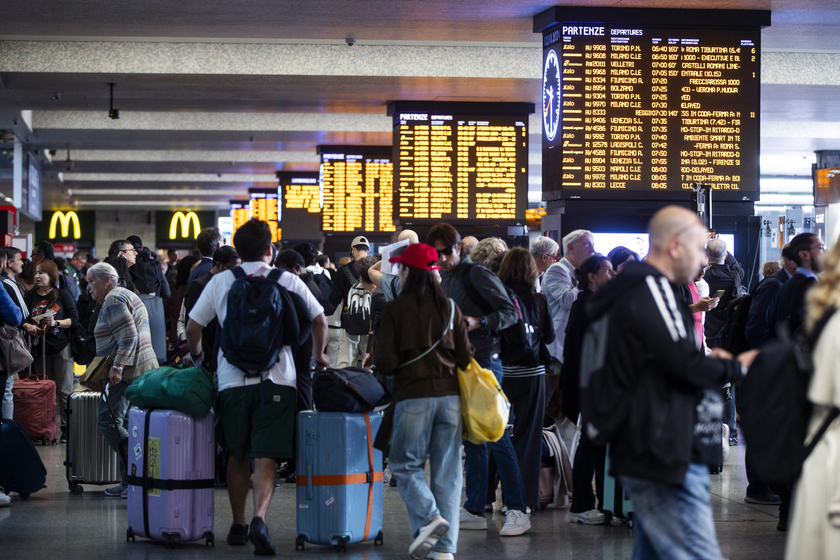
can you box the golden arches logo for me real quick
[169,212,201,240]
[49,211,81,239]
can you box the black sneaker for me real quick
[227,523,249,546]
[59,428,67,444]
[745,490,782,505]
[249,517,276,556]
[285,472,296,484]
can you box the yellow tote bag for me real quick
[457,359,511,444]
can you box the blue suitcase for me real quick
[295,411,384,551]
[0,417,47,498]
[603,445,634,525]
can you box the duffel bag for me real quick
[312,367,391,413]
[124,364,215,417]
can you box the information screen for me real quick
[230,200,250,246]
[537,8,769,201]
[319,146,395,234]
[249,189,280,242]
[278,171,323,241]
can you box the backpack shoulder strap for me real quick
[230,266,246,280]
[266,268,283,282]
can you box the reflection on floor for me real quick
[1,436,786,560]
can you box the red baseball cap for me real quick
[390,243,441,271]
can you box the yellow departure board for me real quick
[230,201,250,246]
[388,102,532,224]
[536,7,769,201]
[249,189,280,242]
[318,146,395,234]
[283,176,321,213]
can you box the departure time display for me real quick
[319,146,395,234]
[229,200,250,246]
[249,189,280,242]
[537,8,769,200]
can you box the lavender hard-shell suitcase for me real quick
[295,411,384,551]
[65,391,121,493]
[126,408,215,548]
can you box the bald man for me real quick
[461,236,478,255]
[580,206,757,560]
[397,229,419,244]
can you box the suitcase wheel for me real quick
[204,532,214,547]
[603,511,613,526]
[69,483,84,495]
[336,536,349,552]
[374,531,383,546]
[295,535,306,550]
[127,527,135,542]
[163,533,176,549]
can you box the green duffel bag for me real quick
[124,364,215,417]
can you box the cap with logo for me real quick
[351,236,370,249]
[389,243,440,271]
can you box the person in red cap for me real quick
[373,243,474,560]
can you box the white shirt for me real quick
[189,261,324,391]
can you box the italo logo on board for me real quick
[169,211,201,239]
[49,211,81,239]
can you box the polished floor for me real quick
[1,434,786,560]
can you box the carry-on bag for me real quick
[12,374,57,444]
[602,445,633,525]
[0,417,47,498]
[312,367,391,413]
[126,408,215,548]
[295,411,384,551]
[64,391,121,494]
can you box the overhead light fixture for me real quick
[108,83,120,120]
[827,169,840,178]
[64,145,74,171]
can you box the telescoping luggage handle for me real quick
[297,412,381,542]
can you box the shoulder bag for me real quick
[0,324,34,376]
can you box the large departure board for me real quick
[278,171,323,241]
[388,101,533,224]
[535,7,770,201]
[249,189,280,242]
[230,200,250,246]
[318,146,395,234]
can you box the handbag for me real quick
[457,358,510,445]
[79,354,114,392]
[0,324,34,375]
[124,363,216,417]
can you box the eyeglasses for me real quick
[545,253,560,262]
[121,247,137,254]
[439,243,460,257]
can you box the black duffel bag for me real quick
[312,367,392,413]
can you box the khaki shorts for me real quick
[217,380,295,463]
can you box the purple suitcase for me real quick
[126,408,215,548]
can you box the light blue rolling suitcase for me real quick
[295,411,384,551]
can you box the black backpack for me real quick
[498,288,541,368]
[339,266,372,335]
[721,293,753,354]
[312,271,337,316]
[220,267,313,376]
[739,308,838,484]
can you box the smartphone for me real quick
[712,290,725,299]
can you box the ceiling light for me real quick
[827,169,840,178]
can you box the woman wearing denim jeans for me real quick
[374,243,474,560]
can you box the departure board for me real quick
[318,146,395,234]
[535,7,770,201]
[278,171,323,241]
[249,189,280,242]
[388,101,533,224]
[230,200,250,246]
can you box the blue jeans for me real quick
[463,356,527,514]
[97,378,135,485]
[390,396,462,554]
[621,463,722,560]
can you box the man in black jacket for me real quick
[772,232,823,337]
[582,206,756,560]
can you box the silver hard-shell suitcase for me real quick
[65,391,121,494]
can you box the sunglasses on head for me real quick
[440,243,459,257]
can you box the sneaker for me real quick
[285,472,296,484]
[120,488,128,499]
[104,484,127,497]
[409,516,449,559]
[426,553,454,560]
[0,488,10,507]
[499,509,531,536]
[459,507,487,530]
[249,516,277,556]
[276,461,295,479]
[745,490,782,505]
[569,509,606,525]
[59,427,67,444]
[227,523,249,545]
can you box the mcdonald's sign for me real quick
[48,211,81,240]
[169,211,201,240]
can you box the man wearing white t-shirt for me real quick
[187,218,328,555]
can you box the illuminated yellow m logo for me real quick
[49,211,81,239]
[169,211,201,239]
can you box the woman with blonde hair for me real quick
[470,237,508,268]
[786,240,840,559]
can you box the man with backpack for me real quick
[579,206,757,560]
[329,236,371,368]
[186,218,328,555]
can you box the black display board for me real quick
[535,7,770,201]
[387,101,534,225]
[278,171,322,242]
[318,146,395,234]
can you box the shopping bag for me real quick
[79,355,113,391]
[456,359,510,445]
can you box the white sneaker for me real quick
[0,488,10,507]
[569,509,606,525]
[104,484,127,497]
[499,509,530,536]
[459,507,487,530]
[409,516,449,559]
